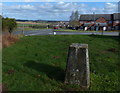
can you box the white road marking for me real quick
[49,33,53,34]
[53,32,56,35]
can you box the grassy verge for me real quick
[2,33,20,48]
[2,35,120,91]
[54,29,80,32]
[54,29,118,32]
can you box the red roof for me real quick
[89,24,95,26]
[113,22,120,27]
[80,23,84,26]
[95,17,107,23]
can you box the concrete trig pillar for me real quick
[64,43,90,89]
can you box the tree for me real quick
[69,10,79,27]
[7,18,17,34]
[2,17,17,34]
[74,10,79,21]
[70,11,75,21]
[0,15,2,32]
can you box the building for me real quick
[79,13,120,31]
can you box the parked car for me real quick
[53,26,59,29]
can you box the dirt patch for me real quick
[52,56,60,59]
[5,69,15,75]
[0,83,8,92]
[107,48,119,53]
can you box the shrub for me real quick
[2,17,17,34]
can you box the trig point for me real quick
[64,43,90,89]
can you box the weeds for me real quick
[2,33,19,48]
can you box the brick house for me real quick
[79,13,120,31]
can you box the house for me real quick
[79,13,120,31]
[113,13,120,30]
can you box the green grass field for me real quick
[15,27,50,32]
[15,22,52,31]
[2,35,120,91]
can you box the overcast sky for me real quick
[1,1,119,21]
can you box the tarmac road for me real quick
[54,31,119,36]
[13,29,54,36]
[13,29,119,36]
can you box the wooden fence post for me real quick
[64,43,90,89]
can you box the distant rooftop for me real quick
[79,13,120,21]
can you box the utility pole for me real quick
[22,24,24,35]
[118,1,120,37]
[93,12,95,34]
[2,12,3,16]
[1,12,3,17]
[2,12,7,18]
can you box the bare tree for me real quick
[69,10,79,27]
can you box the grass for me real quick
[15,23,52,31]
[2,35,120,91]
[0,35,2,48]
[17,22,50,26]
[54,29,119,32]
[54,29,80,32]
[14,27,49,32]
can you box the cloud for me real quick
[86,2,118,14]
[40,0,55,2]
[2,2,118,20]
[0,3,2,15]
[58,1,64,4]
[37,0,120,2]
[5,4,35,10]
[103,3,118,13]
[21,4,35,10]
[24,0,35,2]
[1,0,120,2]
